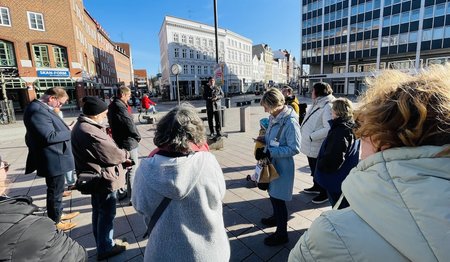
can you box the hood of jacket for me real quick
[342,145,450,261]
[137,152,214,200]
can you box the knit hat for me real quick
[82,96,108,116]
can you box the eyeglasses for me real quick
[52,97,66,108]
[0,161,10,172]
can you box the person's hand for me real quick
[122,159,135,168]
[255,136,265,143]
[255,147,270,160]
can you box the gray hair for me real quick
[154,103,206,153]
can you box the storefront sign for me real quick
[37,70,70,77]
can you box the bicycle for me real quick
[137,107,154,124]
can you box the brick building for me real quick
[134,69,149,94]
[0,0,132,111]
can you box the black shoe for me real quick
[215,132,222,137]
[312,193,329,204]
[264,233,289,246]
[303,184,321,194]
[261,216,277,227]
[97,243,127,260]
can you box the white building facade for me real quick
[159,16,253,100]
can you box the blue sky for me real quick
[84,0,300,76]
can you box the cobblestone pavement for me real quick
[0,96,332,262]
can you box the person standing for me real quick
[281,86,300,115]
[255,88,301,246]
[23,87,79,231]
[72,96,131,260]
[133,103,230,261]
[107,86,141,205]
[203,77,223,137]
[289,64,450,262]
[299,82,335,204]
[0,155,87,261]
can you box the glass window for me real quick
[350,41,356,51]
[190,65,195,74]
[181,35,186,43]
[447,3,450,15]
[358,4,364,14]
[424,6,433,19]
[383,16,391,27]
[411,10,420,21]
[364,40,371,49]
[195,37,200,46]
[433,27,444,40]
[422,29,432,41]
[391,14,400,25]
[372,38,379,48]
[183,65,188,74]
[203,66,208,74]
[374,0,381,9]
[188,36,193,45]
[28,12,45,31]
[189,50,194,58]
[173,33,179,42]
[435,4,445,17]
[182,49,186,58]
[401,11,409,24]
[0,40,16,66]
[0,7,11,26]
[33,45,50,67]
[174,48,179,58]
[351,6,358,16]
[53,46,68,68]
[398,33,408,45]
[365,20,372,31]
[445,25,450,38]
[382,36,390,47]
[390,35,399,45]
[209,39,213,47]
[409,31,418,42]
[197,66,201,74]
[385,0,392,6]
[372,18,380,30]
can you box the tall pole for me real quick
[213,0,219,64]
[176,74,180,105]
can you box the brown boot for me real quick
[62,191,72,197]
[61,211,80,220]
[56,221,77,231]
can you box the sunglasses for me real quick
[0,161,10,172]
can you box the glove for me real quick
[255,147,270,160]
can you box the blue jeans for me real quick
[127,147,139,198]
[91,191,117,254]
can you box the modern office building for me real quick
[0,0,132,111]
[301,0,450,95]
[159,16,252,100]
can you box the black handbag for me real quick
[75,170,104,195]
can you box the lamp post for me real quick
[171,64,182,105]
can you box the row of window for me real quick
[0,40,69,69]
[176,63,252,77]
[173,47,252,63]
[0,6,45,31]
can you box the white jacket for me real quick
[289,145,450,262]
[132,151,230,262]
[299,95,334,158]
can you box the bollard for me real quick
[225,98,231,108]
[240,106,250,132]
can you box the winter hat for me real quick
[82,96,108,116]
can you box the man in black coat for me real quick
[203,77,223,137]
[23,87,79,231]
[107,86,141,204]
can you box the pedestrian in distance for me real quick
[141,93,157,114]
[203,77,223,138]
[107,86,141,205]
[71,96,132,261]
[255,88,301,246]
[0,154,87,261]
[289,64,450,262]
[23,87,80,231]
[314,98,360,209]
[299,82,335,204]
[281,85,300,115]
[133,103,230,261]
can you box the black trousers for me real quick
[45,174,65,223]
[206,107,221,134]
[270,196,288,236]
[307,156,326,194]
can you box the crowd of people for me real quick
[0,64,449,261]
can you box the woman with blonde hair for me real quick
[255,88,301,246]
[289,65,450,261]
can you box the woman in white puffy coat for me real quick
[299,82,334,204]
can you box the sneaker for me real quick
[56,221,77,231]
[303,184,321,194]
[264,233,289,246]
[208,133,215,139]
[261,216,277,227]
[61,211,80,221]
[311,193,329,204]
[62,191,72,197]
[97,243,128,261]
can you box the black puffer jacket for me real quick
[107,98,141,150]
[0,196,87,261]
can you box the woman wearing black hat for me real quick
[71,96,132,260]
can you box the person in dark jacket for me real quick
[314,98,360,208]
[203,77,223,137]
[0,155,87,262]
[23,87,79,231]
[72,96,131,260]
[107,86,140,204]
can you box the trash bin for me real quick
[225,98,231,108]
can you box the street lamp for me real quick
[171,63,182,105]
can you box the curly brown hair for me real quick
[354,64,450,153]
